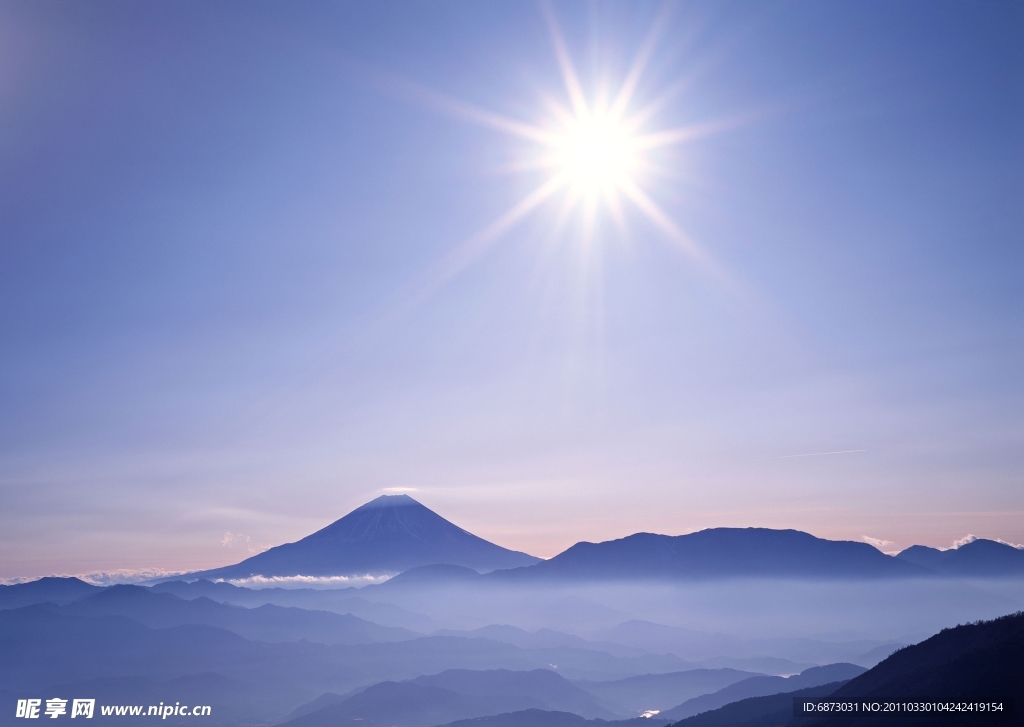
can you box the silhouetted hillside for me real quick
[794,611,1023,725]
[278,669,618,727]
[587,620,895,668]
[62,585,421,644]
[375,564,485,588]
[0,576,100,609]
[492,529,927,581]
[897,539,1024,577]
[185,495,540,580]
[661,664,865,721]
[151,579,441,631]
[434,625,648,658]
[573,669,765,713]
[0,602,716,726]
[669,681,847,727]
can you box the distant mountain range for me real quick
[571,669,765,713]
[159,496,1024,584]
[896,538,1024,576]
[0,576,101,609]
[0,599,700,726]
[280,669,618,727]
[492,530,927,581]
[184,495,540,581]
[2,565,1020,727]
[62,585,420,644]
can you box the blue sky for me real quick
[1,0,1021,579]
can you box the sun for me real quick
[395,4,734,300]
[549,110,640,200]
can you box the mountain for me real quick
[572,669,766,713]
[412,670,617,718]
[669,681,848,727]
[586,621,893,667]
[491,529,928,582]
[433,625,648,658]
[278,669,619,727]
[0,576,100,609]
[61,585,421,644]
[183,495,540,581]
[896,539,1024,577]
[659,664,866,721]
[0,603,330,724]
[0,601,710,727]
[151,579,442,631]
[793,611,1024,726]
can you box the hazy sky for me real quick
[1,0,1021,580]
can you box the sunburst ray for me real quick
[379,3,746,314]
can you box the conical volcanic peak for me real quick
[184,495,540,581]
[301,494,473,546]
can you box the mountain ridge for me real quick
[486,529,928,582]
[180,495,540,581]
[896,539,1024,577]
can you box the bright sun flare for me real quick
[551,112,639,198]
[403,5,734,298]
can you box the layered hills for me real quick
[280,669,617,727]
[658,663,865,721]
[152,496,1024,584]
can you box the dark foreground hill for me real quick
[669,682,848,727]
[184,495,540,580]
[491,529,927,581]
[897,539,1024,577]
[793,611,1024,726]
[660,664,865,721]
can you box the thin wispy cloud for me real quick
[775,449,867,459]
[943,534,1024,551]
[221,532,270,555]
[223,574,390,589]
[0,568,190,586]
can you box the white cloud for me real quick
[862,536,893,549]
[221,574,391,589]
[380,487,418,493]
[995,538,1024,550]
[59,569,188,586]
[220,532,270,554]
[2,570,391,588]
[946,534,978,550]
